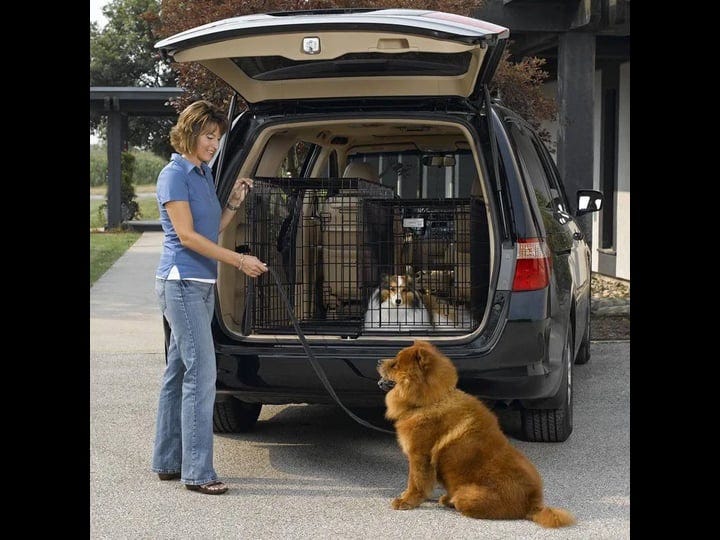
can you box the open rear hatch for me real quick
[155,9,509,105]
[156,10,506,339]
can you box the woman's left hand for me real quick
[228,177,253,206]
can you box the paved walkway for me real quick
[90,232,165,353]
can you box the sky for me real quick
[90,0,109,29]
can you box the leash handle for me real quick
[263,266,395,435]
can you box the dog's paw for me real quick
[438,494,454,508]
[391,497,419,510]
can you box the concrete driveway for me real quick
[90,232,629,539]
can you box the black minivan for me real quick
[155,9,603,442]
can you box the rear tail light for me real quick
[512,238,551,291]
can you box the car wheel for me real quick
[213,398,262,433]
[575,291,591,365]
[520,327,573,442]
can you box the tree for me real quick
[492,49,557,147]
[90,0,177,156]
[156,0,556,132]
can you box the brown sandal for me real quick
[158,472,181,481]
[185,480,228,495]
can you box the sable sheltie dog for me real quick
[364,273,432,328]
[418,291,473,328]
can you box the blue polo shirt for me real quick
[155,153,222,280]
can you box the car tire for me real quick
[213,398,262,433]
[575,291,591,365]
[520,327,573,442]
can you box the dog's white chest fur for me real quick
[364,292,433,328]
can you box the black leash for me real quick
[264,266,395,435]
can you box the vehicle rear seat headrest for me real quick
[342,162,379,184]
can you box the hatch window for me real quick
[233,51,472,81]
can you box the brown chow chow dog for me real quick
[377,340,574,528]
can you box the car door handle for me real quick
[573,231,584,241]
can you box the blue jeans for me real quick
[151,279,218,485]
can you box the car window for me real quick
[531,135,571,214]
[233,52,473,81]
[507,122,555,212]
[346,150,476,199]
[275,140,316,177]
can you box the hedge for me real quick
[90,145,166,186]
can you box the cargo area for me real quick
[227,176,489,337]
[214,118,494,339]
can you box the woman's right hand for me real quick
[236,253,268,277]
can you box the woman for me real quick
[151,100,267,494]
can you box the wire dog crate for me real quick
[361,198,486,332]
[244,176,394,335]
[242,177,486,336]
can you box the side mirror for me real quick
[576,190,604,216]
[422,155,456,167]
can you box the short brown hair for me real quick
[169,100,229,155]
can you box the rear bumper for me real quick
[214,318,564,406]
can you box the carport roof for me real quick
[89,86,184,115]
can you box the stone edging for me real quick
[591,297,630,317]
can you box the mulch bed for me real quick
[591,315,630,341]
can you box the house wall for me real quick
[592,70,602,274]
[616,61,630,280]
[538,65,630,281]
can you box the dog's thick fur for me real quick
[364,274,432,328]
[377,340,575,528]
[419,291,473,328]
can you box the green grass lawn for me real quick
[90,194,159,229]
[90,186,158,286]
[90,231,141,286]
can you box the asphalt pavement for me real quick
[90,232,630,539]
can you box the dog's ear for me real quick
[414,344,434,372]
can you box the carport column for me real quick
[106,106,125,229]
[557,32,595,245]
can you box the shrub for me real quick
[98,151,141,225]
[119,152,140,220]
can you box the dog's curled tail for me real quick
[528,506,575,528]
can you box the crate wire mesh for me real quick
[244,177,393,335]
[242,177,484,336]
[361,198,484,332]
